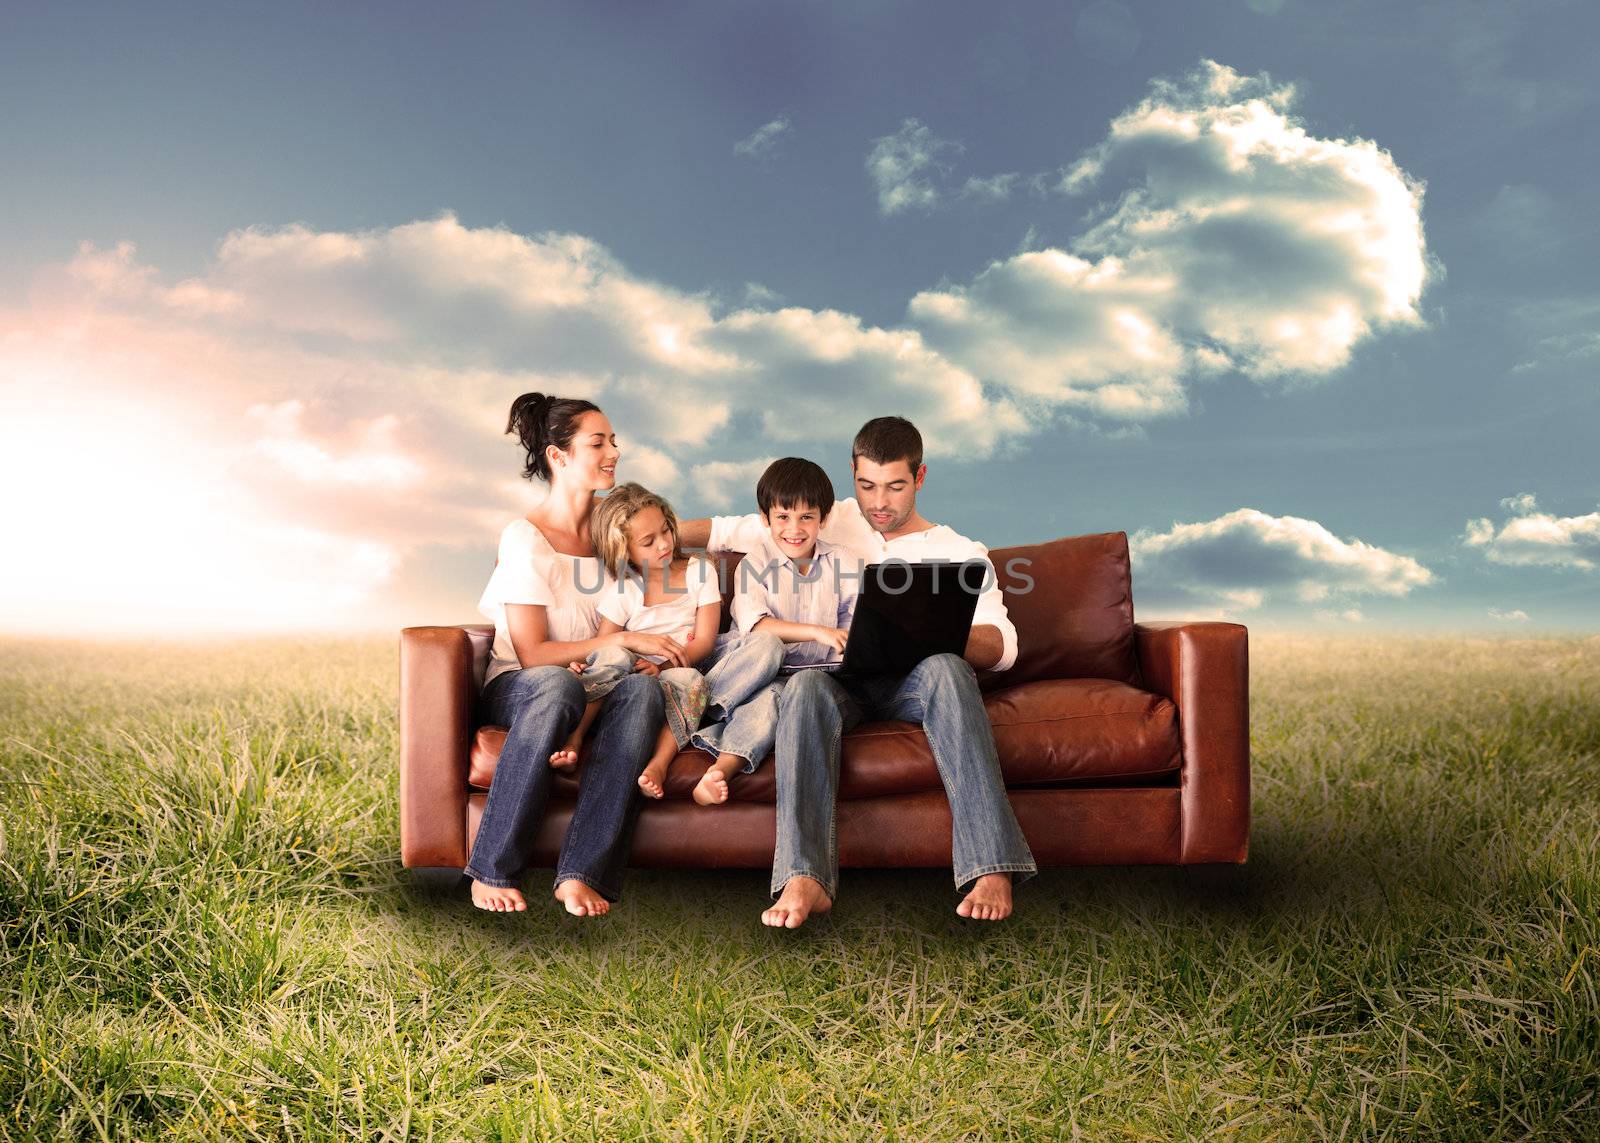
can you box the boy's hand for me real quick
[812,626,849,654]
[634,659,661,677]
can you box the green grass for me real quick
[1,634,1597,1140]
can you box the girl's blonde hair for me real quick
[591,482,683,579]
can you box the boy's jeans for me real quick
[464,665,663,901]
[689,630,787,770]
[770,652,1037,901]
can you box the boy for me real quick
[687,457,860,805]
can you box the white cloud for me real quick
[1463,494,1600,570]
[913,60,1430,418]
[867,119,960,216]
[685,458,778,512]
[959,172,1021,203]
[1315,607,1366,623]
[1488,607,1530,622]
[734,115,792,160]
[1131,507,1434,618]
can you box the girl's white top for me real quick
[596,556,722,664]
[478,519,610,686]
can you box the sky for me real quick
[2,0,1597,636]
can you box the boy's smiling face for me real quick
[764,501,825,561]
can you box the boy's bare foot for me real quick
[549,736,580,772]
[553,879,610,917]
[761,876,832,929]
[693,753,745,806]
[471,880,527,913]
[956,873,1013,921]
[637,759,669,799]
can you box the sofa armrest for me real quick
[1134,621,1250,864]
[399,626,475,868]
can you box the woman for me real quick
[468,393,690,917]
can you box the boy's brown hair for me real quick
[756,457,835,519]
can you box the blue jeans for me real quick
[464,665,663,900]
[770,653,1037,901]
[689,631,787,772]
[575,644,637,702]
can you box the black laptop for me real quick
[779,558,988,677]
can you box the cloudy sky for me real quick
[2,1,1596,635]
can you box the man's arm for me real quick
[679,518,712,550]
[963,624,1005,672]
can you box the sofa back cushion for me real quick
[982,531,1141,689]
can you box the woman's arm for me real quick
[507,604,689,668]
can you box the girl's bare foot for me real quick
[761,876,832,929]
[553,879,610,917]
[637,759,669,799]
[549,735,580,772]
[471,880,527,913]
[955,873,1013,921]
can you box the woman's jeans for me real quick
[464,664,663,900]
[770,652,1037,901]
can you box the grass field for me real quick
[1,634,1597,1140]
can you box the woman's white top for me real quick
[478,519,610,686]
[595,556,722,664]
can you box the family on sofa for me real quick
[468,392,1035,928]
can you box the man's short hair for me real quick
[756,457,835,519]
[851,416,923,473]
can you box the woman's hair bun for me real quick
[506,392,603,482]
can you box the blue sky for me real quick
[2,0,1597,634]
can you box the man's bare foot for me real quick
[637,759,669,799]
[956,873,1013,921]
[553,879,610,917]
[471,880,527,913]
[549,735,580,772]
[761,876,832,929]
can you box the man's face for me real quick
[852,457,924,535]
[763,501,825,561]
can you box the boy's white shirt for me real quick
[708,496,1019,673]
[731,534,861,667]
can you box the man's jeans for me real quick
[464,665,663,901]
[771,652,1037,901]
[689,630,786,771]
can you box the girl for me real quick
[557,483,723,798]
[469,394,690,918]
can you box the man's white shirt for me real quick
[708,497,1019,672]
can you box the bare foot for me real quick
[637,759,669,799]
[761,876,832,929]
[553,879,610,917]
[549,736,580,772]
[692,767,730,805]
[471,880,527,913]
[956,873,1013,921]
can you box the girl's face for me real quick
[550,410,619,491]
[625,505,676,570]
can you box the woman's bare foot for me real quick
[761,876,832,929]
[956,873,1013,921]
[549,734,581,772]
[553,879,610,917]
[471,880,527,913]
[637,758,669,799]
[693,756,741,806]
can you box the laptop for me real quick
[779,558,988,677]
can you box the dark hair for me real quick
[757,457,835,519]
[851,416,923,474]
[506,392,603,482]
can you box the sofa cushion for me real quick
[983,532,1141,689]
[468,677,1180,801]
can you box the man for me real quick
[679,417,1036,928]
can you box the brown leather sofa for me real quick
[399,532,1249,874]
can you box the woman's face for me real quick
[550,410,619,491]
[625,505,676,571]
